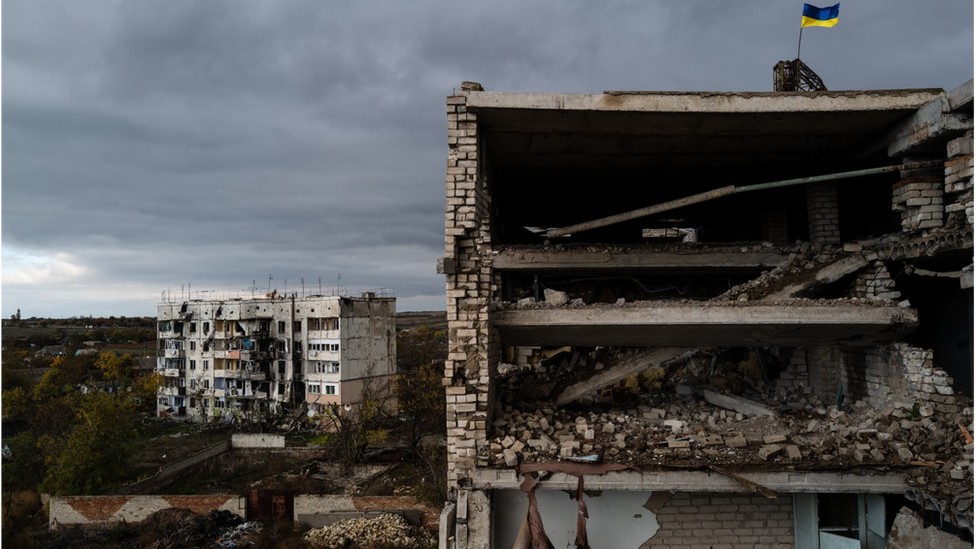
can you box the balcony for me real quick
[163,368,182,377]
[163,348,185,359]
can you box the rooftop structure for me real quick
[156,293,395,421]
[439,81,974,548]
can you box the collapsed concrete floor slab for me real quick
[492,302,919,347]
[440,81,974,548]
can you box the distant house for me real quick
[35,345,66,359]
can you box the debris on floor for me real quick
[304,513,434,548]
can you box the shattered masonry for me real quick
[441,81,974,548]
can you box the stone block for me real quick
[758,444,783,460]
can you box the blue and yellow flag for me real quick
[801,3,840,28]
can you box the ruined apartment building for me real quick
[156,293,395,421]
[439,80,974,548]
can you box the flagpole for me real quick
[797,27,803,60]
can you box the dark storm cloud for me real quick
[2,0,972,317]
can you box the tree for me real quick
[95,352,135,382]
[396,362,445,455]
[2,352,137,496]
[133,371,162,412]
[394,326,447,456]
[396,326,447,372]
[39,392,136,495]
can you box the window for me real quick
[190,341,197,351]
[204,379,210,389]
[278,321,286,332]
[215,399,226,409]
[178,377,186,387]
[174,396,185,407]
[308,340,339,352]
[190,322,197,333]
[313,362,340,374]
[293,321,302,333]
[190,360,197,370]
[189,398,196,408]
[277,382,285,395]
[278,361,286,374]
[190,379,197,389]
[203,322,210,334]
[202,398,209,409]
[308,383,321,394]
[325,384,337,395]
[794,494,889,549]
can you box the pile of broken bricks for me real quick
[483,366,975,493]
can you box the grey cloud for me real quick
[2,0,972,317]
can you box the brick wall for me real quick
[50,495,238,529]
[800,343,959,413]
[849,262,902,301]
[892,161,945,231]
[806,183,840,243]
[643,492,793,549]
[444,84,494,486]
[944,131,974,226]
[762,208,790,243]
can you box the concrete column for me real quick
[806,183,841,243]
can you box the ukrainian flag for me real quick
[801,3,840,28]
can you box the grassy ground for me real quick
[124,419,234,486]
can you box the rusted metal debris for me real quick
[773,58,827,92]
[707,465,778,500]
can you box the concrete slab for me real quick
[947,79,974,112]
[492,247,788,274]
[886,507,973,549]
[492,303,918,347]
[464,89,943,115]
[553,347,693,406]
[887,95,973,157]
[472,469,908,493]
[763,255,868,301]
[703,389,776,417]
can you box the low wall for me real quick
[231,433,285,448]
[50,495,240,530]
[49,494,441,531]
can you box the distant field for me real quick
[395,310,447,331]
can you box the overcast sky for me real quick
[2,1,973,318]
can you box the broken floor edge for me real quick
[472,468,908,493]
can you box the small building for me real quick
[156,292,396,421]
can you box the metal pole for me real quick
[545,160,942,239]
[797,27,803,61]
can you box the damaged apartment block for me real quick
[156,293,395,421]
[439,80,974,548]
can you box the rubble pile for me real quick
[304,513,434,549]
[487,388,972,472]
